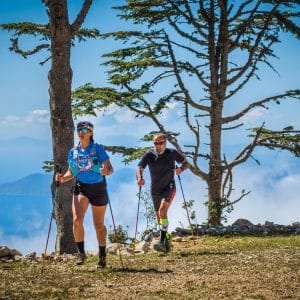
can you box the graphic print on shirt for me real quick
[76,153,93,172]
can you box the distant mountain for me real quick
[0,167,136,240]
[0,167,136,197]
[0,137,51,184]
[0,173,52,196]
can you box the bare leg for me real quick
[91,205,107,246]
[158,200,170,220]
[72,194,89,242]
[153,200,172,252]
[155,211,160,227]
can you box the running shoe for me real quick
[97,256,106,269]
[165,233,172,253]
[76,253,87,265]
[153,240,167,252]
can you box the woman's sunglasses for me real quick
[77,127,90,134]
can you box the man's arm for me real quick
[180,160,189,171]
[175,159,189,176]
[136,167,145,186]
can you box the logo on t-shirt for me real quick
[76,154,93,172]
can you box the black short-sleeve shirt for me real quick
[138,148,185,193]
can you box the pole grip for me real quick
[55,164,62,187]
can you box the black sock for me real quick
[99,246,106,257]
[160,230,167,242]
[76,241,85,254]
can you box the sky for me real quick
[0,1,299,254]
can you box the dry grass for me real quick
[1,236,300,299]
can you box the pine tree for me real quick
[1,0,100,253]
[73,0,300,225]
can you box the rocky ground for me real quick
[1,235,299,299]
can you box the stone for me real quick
[232,219,253,228]
[0,246,22,258]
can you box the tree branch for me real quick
[9,37,49,58]
[71,0,93,32]
[222,90,300,124]
[226,123,265,169]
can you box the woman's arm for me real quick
[100,159,113,176]
[55,168,74,183]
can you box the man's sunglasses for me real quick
[77,127,91,134]
[153,141,165,146]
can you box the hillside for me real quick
[1,236,299,299]
[0,167,135,196]
[0,173,52,196]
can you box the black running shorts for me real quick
[151,181,176,211]
[73,180,108,206]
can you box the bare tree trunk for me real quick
[48,0,76,254]
[208,99,223,225]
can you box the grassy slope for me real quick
[1,236,299,299]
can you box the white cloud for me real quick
[0,115,21,127]
[94,104,138,124]
[114,109,137,123]
[160,102,179,119]
[0,109,49,128]
[0,109,50,139]
[227,166,300,225]
[241,107,267,124]
[0,227,56,256]
[25,109,49,123]
[2,158,299,255]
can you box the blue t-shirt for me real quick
[68,142,109,184]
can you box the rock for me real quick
[175,227,192,236]
[232,219,254,228]
[26,252,37,260]
[107,243,119,255]
[172,237,183,243]
[141,241,151,252]
[264,221,274,227]
[0,246,10,258]
[0,246,22,258]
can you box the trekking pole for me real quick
[133,180,142,256]
[41,164,61,274]
[105,180,125,269]
[176,165,196,241]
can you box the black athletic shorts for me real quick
[73,180,108,206]
[151,181,176,211]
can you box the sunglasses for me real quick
[153,141,165,146]
[77,127,90,134]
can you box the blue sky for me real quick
[0,1,299,254]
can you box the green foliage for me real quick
[0,22,50,38]
[105,146,150,164]
[108,225,129,244]
[140,190,157,238]
[181,199,198,230]
[71,0,300,226]
[249,126,300,157]
[74,28,101,42]
[0,23,101,59]
[43,160,54,173]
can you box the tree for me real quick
[1,0,99,253]
[73,0,300,225]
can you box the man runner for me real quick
[136,133,189,252]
